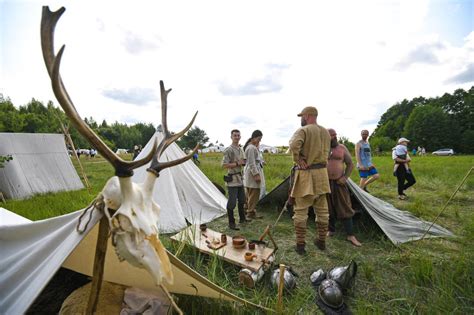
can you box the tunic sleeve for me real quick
[289,128,305,163]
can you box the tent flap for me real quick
[0,208,267,314]
[259,177,454,245]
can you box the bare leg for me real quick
[363,174,380,188]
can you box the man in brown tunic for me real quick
[327,128,362,247]
[289,106,331,254]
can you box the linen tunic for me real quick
[243,144,262,188]
[222,145,245,187]
[289,123,331,198]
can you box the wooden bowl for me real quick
[232,236,246,248]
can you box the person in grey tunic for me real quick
[222,129,249,230]
[243,130,264,219]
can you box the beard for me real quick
[301,117,307,127]
[331,138,338,148]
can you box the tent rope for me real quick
[421,166,473,240]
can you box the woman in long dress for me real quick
[243,130,264,219]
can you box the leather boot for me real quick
[295,243,306,255]
[314,239,326,250]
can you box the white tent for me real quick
[132,130,227,233]
[0,133,84,199]
[0,208,267,314]
[259,144,278,154]
[201,145,225,153]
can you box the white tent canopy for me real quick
[132,129,227,233]
[0,133,83,199]
[259,144,278,154]
[0,208,266,314]
[201,145,225,153]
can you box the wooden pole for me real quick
[86,215,109,314]
[276,264,285,313]
[59,121,92,193]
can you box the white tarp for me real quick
[0,208,266,314]
[0,133,83,199]
[259,177,454,245]
[132,130,227,233]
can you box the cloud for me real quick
[275,123,295,139]
[122,31,160,55]
[395,41,446,70]
[230,116,256,125]
[101,87,158,105]
[217,63,290,96]
[445,63,474,84]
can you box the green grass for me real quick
[4,153,474,314]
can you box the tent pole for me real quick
[276,264,285,313]
[86,215,109,314]
[421,166,473,240]
[56,116,92,193]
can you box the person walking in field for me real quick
[222,129,249,230]
[393,138,411,176]
[355,129,379,192]
[326,128,362,247]
[243,130,264,220]
[289,106,331,255]
[392,138,416,200]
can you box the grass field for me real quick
[4,153,474,314]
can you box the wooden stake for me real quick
[57,116,92,193]
[160,284,184,315]
[277,264,285,313]
[86,215,109,314]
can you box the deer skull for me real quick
[41,6,197,286]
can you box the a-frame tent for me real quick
[132,128,228,233]
[258,177,454,245]
[0,133,83,199]
[0,208,267,314]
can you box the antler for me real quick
[147,81,199,176]
[41,6,156,177]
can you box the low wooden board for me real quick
[171,225,275,272]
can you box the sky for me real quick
[1,0,473,146]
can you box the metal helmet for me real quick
[271,267,297,291]
[327,260,357,291]
[310,268,326,287]
[318,279,343,309]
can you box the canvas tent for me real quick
[259,144,278,154]
[259,177,454,245]
[0,133,84,199]
[131,129,228,233]
[0,208,267,314]
[202,145,225,153]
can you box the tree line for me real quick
[2,86,473,154]
[370,86,474,153]
[0,95,156,151]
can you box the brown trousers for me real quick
[245,187,260,216]
[293,194,329,245]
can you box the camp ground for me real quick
[1,4,473,314]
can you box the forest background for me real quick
[1,86,473,154]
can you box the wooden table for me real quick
[171,225,275,272]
